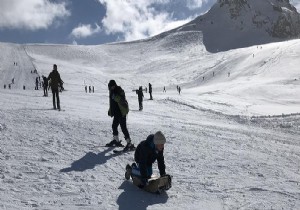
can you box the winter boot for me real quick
[106,135,124,147]
[125,164,132,180]
[123,138,135,151]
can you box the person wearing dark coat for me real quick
[48,64,63,110]
[106,80,134,151]
[136,86,144,111]
[129,131,167,188]
[42,76,48,96]
[35,77,39,90]
[148,83,153,100]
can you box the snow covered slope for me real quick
[21,30,300,116]
[0,28,300,209]
[166,0,300,52]
[0,43,37,90]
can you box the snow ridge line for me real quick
[249,112,300,119]
[164,98,300,120]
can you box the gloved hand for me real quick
[161,174,172,190]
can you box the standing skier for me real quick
[42,76,48,96]
[106,80,134,151]
[48,64,63,110]
[148,83,153,100]
[136,86,144,111]
[35,77,39,90]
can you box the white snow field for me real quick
[0,31,300,210]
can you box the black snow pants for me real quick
[112,115,130,140]
[51,88,60,110]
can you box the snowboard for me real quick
[125,164,172,194]
[132,175,171,194]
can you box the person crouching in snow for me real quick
[127,131,167,188]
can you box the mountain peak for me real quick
[175,0,300,52]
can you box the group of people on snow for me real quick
[132,82,154,111]
[85,85,95,93]
[34,64,64,110]
[105,79,168,188]
[4,62,168,187]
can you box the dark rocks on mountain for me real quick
[156,0,300,53]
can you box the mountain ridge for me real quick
[156,0,300,52]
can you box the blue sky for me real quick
[0,0,299,45]
[0,0,216,45]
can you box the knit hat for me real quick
[108,80,117,88]
[153,131,166,144]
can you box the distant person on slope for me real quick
[125,131,168,188]
[42,76,48,97]
[35,77,39,90]
[149,83,153,100]
[136,86,144,111]
[48,64,63,110]
[106,80,134,151]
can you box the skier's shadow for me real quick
[117,181,168,210]
[130,110,142,112]
[60,147,114,172]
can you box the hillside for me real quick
[6,29,296,116]
[0,43,37,90]
[167,0,300,52]
[0,29,300,115]
[0,27,300,209]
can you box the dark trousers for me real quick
[43,87,48,96]
[112,115,130,140]
[52,88,60,109]
[138,99,143,110]
[149,92,153,100]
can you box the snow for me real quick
[0,30,300,209]
[173,0,300,52]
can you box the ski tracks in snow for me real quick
[0,89,299,209]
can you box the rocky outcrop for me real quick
[163,0,300,52]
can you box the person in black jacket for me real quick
[136,86,144,111]
[128,131,167,187]
[42,76,48,96]
[106,80,134,151]
[48,64,63,110]
[148,83,153,100]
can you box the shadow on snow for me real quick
[117,181,168,210]
[59,147,114,172]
